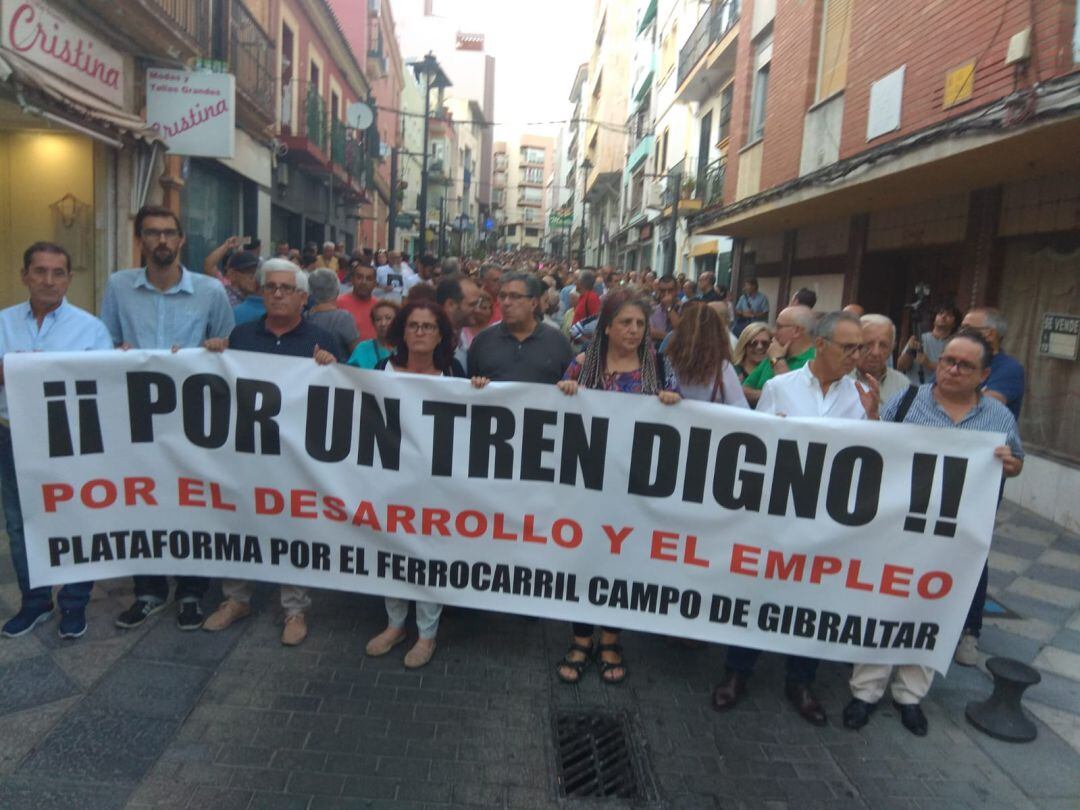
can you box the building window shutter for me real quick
[817,0,853,101]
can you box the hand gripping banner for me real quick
[6,350,1006,672]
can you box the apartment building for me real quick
[493,135,555,250]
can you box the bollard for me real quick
[965,656,1041,742]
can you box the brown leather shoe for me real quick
[785,682,827,726]
[711,672,748,712]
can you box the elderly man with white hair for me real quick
[854,314,911,405]
[201,258,345,646]
[315,240,340,275]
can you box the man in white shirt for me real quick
[713,311,878,726]
[853,314,911,406]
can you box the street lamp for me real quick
[412,53,451,256]
[578,157,593,266]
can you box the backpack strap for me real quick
[893,384,918,423]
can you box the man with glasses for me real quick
[102,205,234,631]
[713,311,878,727]
[742,305,816,391]
[844,329,1022,735]
[467,272,573,384]
[0,243,113,641]
[202,259,344,646]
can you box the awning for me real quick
[637,0,657,34]
[690,240,720,257]
[0,50,162,146]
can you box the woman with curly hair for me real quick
[664,302,748,407]
[364,300,463,670]
[555,290,680,685]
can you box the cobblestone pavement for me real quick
[0,501,1077,809]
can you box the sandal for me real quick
[596,643,628,685]
[556,641,593,684]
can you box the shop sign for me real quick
[1039,313,1079,361]
[146,68,235,158]
[1,0,124,107]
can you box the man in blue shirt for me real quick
[732,277,769,336]
[843,329,1023,737]
[201,259,343,647]
[226,252,266,325]
[102,205,234,631]
[0,242,113,640]
[961,307,1024,421]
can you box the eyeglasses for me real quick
[263,283,298,296]
[824,338,865,356]
[143,228,180,241]
[406,322,439,334]
[497,292,529,302]
[747,339,771,349]
[938,356,978,374]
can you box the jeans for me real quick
[725,645,819,685]
[223,579,310,617]
[386,598,442,639]
[134,574,208,605]
[964,563,989,637]
[0,424,92,612]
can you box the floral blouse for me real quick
[562,358,679,395]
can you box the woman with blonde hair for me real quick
[664,303,748,407]
[732,321,773,407]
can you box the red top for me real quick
[574,290,600,324]
[336,293,377,341]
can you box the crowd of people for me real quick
[0,204,1027,737]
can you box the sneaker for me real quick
[365,626,407,657]
[954,632,978,667]
[115,599,164,629]
[404,638,437,669]
[176,600,204,631]
[281,613,307,646]
[202,599,251,632]
[1,604,54,638]
[58,610,87,639]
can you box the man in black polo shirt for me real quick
[467,272,573,383]
[201,258,344,647]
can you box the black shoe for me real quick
[785,682,827,727]
[57,609,87,640]
[894,701,928,736]
[176,600,204,631]
[115,599,164,629]
[842,698,877,730]
[711,671,749,712]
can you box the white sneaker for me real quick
[954,632,978,666]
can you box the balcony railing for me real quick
[331,119,347,166]
[304,83,327,152]
[677,0,740,88]
[345,138,367,186]
[149,0,212,51]
[231,0,274,117]
[695,158,726,207]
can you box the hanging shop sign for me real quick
[1039,313,1079,361]
[146,67,235,158]
[1,0,125,107]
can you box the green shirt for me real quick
[743,345,816,390]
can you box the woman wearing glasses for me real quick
[364,300,463,669]
[732,322,772,407]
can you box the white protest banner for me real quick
[6,350,1005,673]
[146,68,235,158]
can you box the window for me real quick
[524,167,544,183]
[749,35,772,142]
[660,128,669,171]
[520,187,543,204]
[660,22,678,77]
[524,208,536,222]
[817,0,853,101]
[525,227,539,237]
[717,83,733,144]
[521,147,546,165]
[507,224,517,236]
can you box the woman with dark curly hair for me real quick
[365,300,462,670]
[664,302,748,407]
[554,290,680,685]
[373,299,464,377]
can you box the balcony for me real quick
[677,0,739,102]
[694,158,727,209]
[281,83,329,166]
[231,0,275,129]
[331,119,347,167]
[80,0,211,60]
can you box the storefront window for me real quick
[182,159,240,274]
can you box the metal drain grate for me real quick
[553,710,645,799]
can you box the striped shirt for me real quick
[882,383,1023,458]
